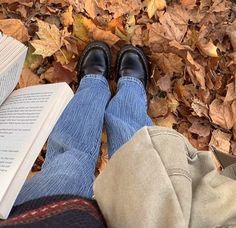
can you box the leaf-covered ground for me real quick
[0,0,236,172]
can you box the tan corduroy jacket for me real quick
[94,126,236,228]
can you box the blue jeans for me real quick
[15,75,152,205]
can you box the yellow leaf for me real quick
[145,0,166,18]
[31,19,63,58]
[73,14,95,42]
[197,39,218,57]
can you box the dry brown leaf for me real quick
[189,120,211,137]
[153,53,184,75]
[84,0,101,19]
[156,75,172,92]
[148,97,169,118]
[210,129,231,154]
[197,39,218,57]
[40,63,75,83]
[19,68,41,88]
[145,0,166,18]
[191,98,209,118]
[97,0,142,18]
[31,19,64,58]
[186,52,206,89]
[209,99,235,130]
[0,0,33,6]
[148,5,189,52]
[108,17,124,33]
[226,25,236,52]
[130,25,143,46]
[92,28,120,46]
[224,81,236,103]
[154,113,177,128]
[180,0,196,9]
[0,19,29,42]
[61,5,74,26]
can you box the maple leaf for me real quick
[30,19,64,58]
[145,0,166,18]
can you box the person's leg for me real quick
[105,77,152,157]
[15,42,111,205]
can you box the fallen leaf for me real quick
[197,38,219,57]
[224,81,236,103]
[147,5,189,51]
[61,5,74,26]
[156,75,172,92]
[130,26,143,46]
[210,129,231,154]
[153,52,184,75]
[186,52,206,89]
[24,44,44,71]
[97,0,142,18]
[189,119,211,137]
[0,19,29,42]
[145,0,166,18]
[54,48,74,65]
[180,0,196,9]
[209,99,234,129]
[30,19,63,58]
[191,98,209,118]
[108,17,124,33]
[19,68,41,88]
[73,14,95,44]
[40,63,76,83]
[84,0,100,19]
[148,97,169,118]
[92,28,120,46]
[154,113,177,128]
[226,25,236,52]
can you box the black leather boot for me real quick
[77,41,111,81]
[116,45,149,88]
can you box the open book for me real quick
[0,34,74,219]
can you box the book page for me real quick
[0,83,73,205]
[0,47,27,106]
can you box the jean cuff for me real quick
[81,74,109,88]
[117,76,147,103]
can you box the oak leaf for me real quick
[0,19,29,42]
[31,19,64,58]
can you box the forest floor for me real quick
[0,0,235,173]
